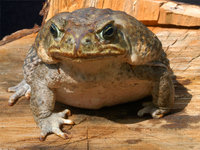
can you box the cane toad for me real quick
[8,7,174,140]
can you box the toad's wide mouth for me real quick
[48,46,127,60]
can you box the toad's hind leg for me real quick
[8,80,31,106]
[132,65,174,118]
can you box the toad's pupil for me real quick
[105,27,113,36]
[103,24,115,39]
[50,24,58,38]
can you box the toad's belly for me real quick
[56,80,152,109]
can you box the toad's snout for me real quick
[60,29,97,57]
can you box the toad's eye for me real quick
[50,23,60,38]
[102,24,115,40]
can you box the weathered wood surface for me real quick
[0,28,200,150]
[45,0,200,26]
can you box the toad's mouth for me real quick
[48,46,127,60]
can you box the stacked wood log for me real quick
[45,0,200,27]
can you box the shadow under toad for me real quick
[55,75,192,125]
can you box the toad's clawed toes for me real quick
[137,103,170,119]
[38,109,75,141]
[58,109,72,117]
[39,128,69,141]
[8,80,31,106]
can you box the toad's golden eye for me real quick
[102,24,115,40]
[50,23,60,38]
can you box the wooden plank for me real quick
[0,28,200,149]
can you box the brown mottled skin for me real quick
[8,8,174,140]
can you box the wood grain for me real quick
[0,28,200,149]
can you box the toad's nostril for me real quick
[81,38,92,45]
[66,38,71,43]
[85,38,91,43]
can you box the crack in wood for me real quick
[87,126,89,150]
[183,53,200,71]
[181,32,189,41]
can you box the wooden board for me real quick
[0,28,200,150]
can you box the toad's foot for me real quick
[8,80,31,106]
[137,102,170,119]
[39,109,75,141]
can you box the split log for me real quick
[0,0,200,149]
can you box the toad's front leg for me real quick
[30,81,74,141]
[132,65,174,118]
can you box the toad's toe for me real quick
[38,109,74,141]
[137,103,169,118]
[8,80,31,106]
[58,109,72,117]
